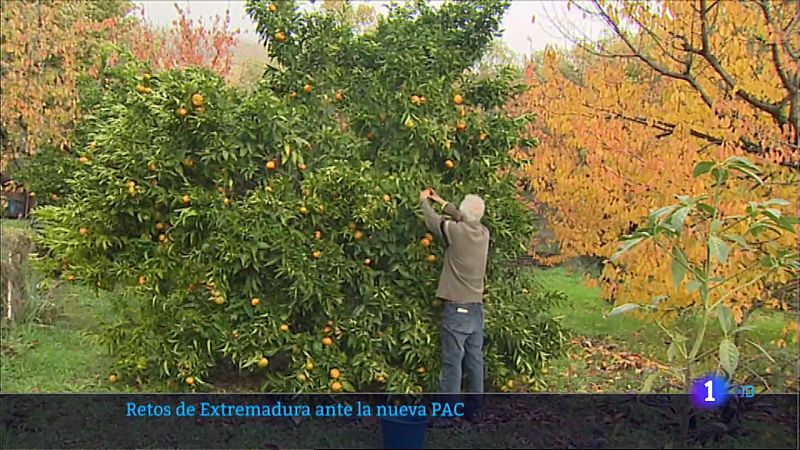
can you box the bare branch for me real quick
[756,0,796,94]
[699,0,785,124]
[590,0,715,108]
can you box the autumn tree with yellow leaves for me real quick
[517,0,798,383]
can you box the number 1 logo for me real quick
[691,375,729,409]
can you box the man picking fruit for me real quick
[419,187,489,420]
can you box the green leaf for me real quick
[710,167,729,185]
[696,203,716,216]
[730,165,763,185]
[669,207,690,233]
[686,280,702,293]
[611,237,643,261]
[731,325,756,335]
[640,372,659,392]
[719,339,739,376]
[708,235,730,264]
[667,342,677,362]
[671,245,688,289]
[692,161,715,178]
[608,303,639,317]
[746,340,776,363]
[725,156,759,171]
[762,198,790,207]
[716,304,734,335]
[724,234,753,251]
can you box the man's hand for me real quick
[429,190,446,205]
[420,188,432,201]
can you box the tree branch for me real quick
[591,0,714,108]
[756,0,795,95]
[698,0,786,126]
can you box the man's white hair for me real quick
[459,194,485,222]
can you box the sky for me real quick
[136,0,612,58]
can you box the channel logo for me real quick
[690,374,756,409]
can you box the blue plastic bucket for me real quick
[380,415,428,449]
[6,198,23,217]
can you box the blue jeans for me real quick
[440,302,484,394]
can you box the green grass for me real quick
[0,285,122,393]
[1,218,31,230]
[532,267,797,393]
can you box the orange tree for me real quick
[31,0,567,392]
[14,2,239,210]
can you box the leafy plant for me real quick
[30,0,567,392]
[609,157,798,390]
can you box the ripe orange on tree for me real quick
[383,194,391,202]
[275,31,287,42]
[444,159,455,170]
[453,94,464,105]
[258,357,269,368]
[268,3,277,13]
[331,381,342,392]
[305,361,314,371]
[456,121,467,132]
[67,275,76,282]
[297,162,306,170]
[421,238,431,247]
[176,107,188,118]
[182,158,194,167]
[138,276,146,286]
[321,336,333,346]
[364,258,372,266]
[223,197,231,206]
[182,195,191,205]
[251,298,260,306]
[280,323,290,332]
[136,84,148,94]
[314,230,322,240]
[329,368,341,379]
[79,227,88,235]
[79,156,90,164]
[335,90,344,101]
[185,376,195,386]
[266,160,277,170]
[417,367,426,374]
[299,206,309,215]
[108,374,118,383]
[426,254,437,263]
[303,84,313,93]
[353,230,364,240]
[191,93,204,108]
[159,234,167,242]
[312,250,322,259]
